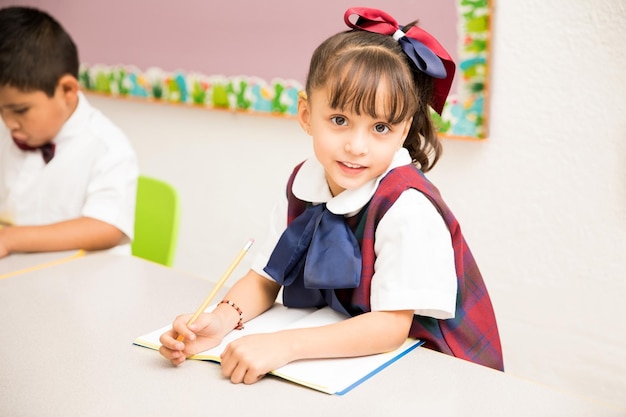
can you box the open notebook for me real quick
[134,303,422,395]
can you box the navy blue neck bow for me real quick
[12,137,55,164]
[264,204,362,291]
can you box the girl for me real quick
[159,7,504,383]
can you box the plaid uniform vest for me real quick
[284,162,504,371]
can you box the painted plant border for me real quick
[78,0,490,139]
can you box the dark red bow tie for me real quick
[12,137,56,164]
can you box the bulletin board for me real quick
[6,0,491,139]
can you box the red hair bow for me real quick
[344,7,456,115]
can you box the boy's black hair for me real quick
[0,6,79,97]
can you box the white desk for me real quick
[0,250,84,279]
[0,254,622,417]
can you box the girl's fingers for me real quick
[159,330,185,350]
[159,344,182,364]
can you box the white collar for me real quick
[292,148,413,215]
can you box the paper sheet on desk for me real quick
[134,303,423,395]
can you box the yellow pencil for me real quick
[177,238,254,341]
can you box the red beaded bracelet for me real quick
[219,300,244,330]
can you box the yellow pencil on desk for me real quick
[176,238,254,341]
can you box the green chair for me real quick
[132,175,181,267]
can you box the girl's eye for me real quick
[374,123,390,134]
[330,116,347,126]
[13,108,29,115]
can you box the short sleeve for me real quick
[250,194,288,280]
[370,188,457,319]
[81,141,138,241]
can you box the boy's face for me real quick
[0,76,79,148]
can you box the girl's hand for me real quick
[219,332,292,384]
[158,313,226,365]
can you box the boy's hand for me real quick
[0,227,10,258]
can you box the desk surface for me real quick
[0,250,83,278]
[0,254,622,417]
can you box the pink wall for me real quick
[4,0,457,83]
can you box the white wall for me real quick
[87,0,626,409]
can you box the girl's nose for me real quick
[344,130,368,155]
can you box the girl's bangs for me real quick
[324,51,417,124]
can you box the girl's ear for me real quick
[402,117,413,143]
[297,92,312,136]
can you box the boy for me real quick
[0,6,138,258]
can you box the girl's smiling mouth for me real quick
[341,161,364,169]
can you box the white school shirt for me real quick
[0,92,138,254]
[251,148,457,319]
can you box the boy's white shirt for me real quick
[0,92,138,254]
[252,148,457,319]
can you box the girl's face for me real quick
[298,84,412,196]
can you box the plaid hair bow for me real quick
[344,7,456,115]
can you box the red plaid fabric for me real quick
[284,162,504,371]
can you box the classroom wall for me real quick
[0,0,457,85]
[10,0,626,410]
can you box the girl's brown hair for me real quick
[304,27,442,172]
